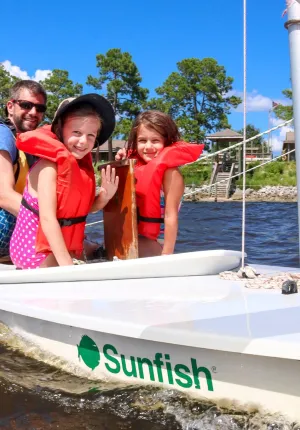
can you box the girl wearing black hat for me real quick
[10,95,118,269]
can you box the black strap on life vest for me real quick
[137,207,164,224]
[21,197,87,227]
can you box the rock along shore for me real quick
[183,186,298,202]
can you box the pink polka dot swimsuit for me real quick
[10,186,47,269]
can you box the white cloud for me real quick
[269,116,294,153]
[33,69,51,81]
[270,135,284,152]
[1,60,51,82]
[229,89,290,113]
[2,60,29,79]
[228,89,293,153]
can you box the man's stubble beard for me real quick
[13,113,39,133]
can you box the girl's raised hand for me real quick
[99,165,119,201]
[115,148,127,161]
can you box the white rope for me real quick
[185,118,294,166]
[220,270,300,290]
[86,122,294,230]
[242,0,247,269]
[85,220,104,227]
[183,148,296,197]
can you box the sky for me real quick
[1,0,294,154]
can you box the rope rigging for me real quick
[183,148,296,198]
[85,119,295,227]
[241,0,247,269]
[185,118,293,165]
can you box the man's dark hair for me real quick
[9,80,47,103]
[5,80,47,117]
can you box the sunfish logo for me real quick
[77,335,100,370]
[77,335,214,392]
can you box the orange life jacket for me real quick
[16,125,95,256]
[132,142,204,240]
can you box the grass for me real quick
[94,161,108,186]
[180,163,213,186]
[235,160,296,188]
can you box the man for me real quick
[0,80,47,259]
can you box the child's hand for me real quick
[98,165,119,202]
[115,148,127,161]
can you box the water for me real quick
[175,202,299,268]
[1,202,299,429]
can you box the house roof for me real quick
[206,129,243,140]
[92,139,126,152]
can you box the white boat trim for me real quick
[0,250,243,284]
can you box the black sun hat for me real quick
[51,94,115,146]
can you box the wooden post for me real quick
[191,183,196,202]
[99,159,138,260]
[108,137,113,161]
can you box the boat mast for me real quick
[285,1,300,261]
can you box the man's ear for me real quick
[6,101,14,116]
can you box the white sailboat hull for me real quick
[1,308,299,421]
[0,258,300,422]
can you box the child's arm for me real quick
[162,168,185,255]
[37,160,74,266]
[90,165,119,213]
[115,148,127,161]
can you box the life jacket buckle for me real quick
[61,219,72,227]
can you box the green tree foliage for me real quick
[0,65,19,118]
[238,124,263,146]
[40,69,83,122]
[151,58,241,143]
[274,89,293,121]
[87,48,149,140]
[144,97,173,114]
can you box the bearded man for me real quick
[0,80,47,259]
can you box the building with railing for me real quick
[282,132,295,161]
[206,128,272,165]
[205,128,272,199]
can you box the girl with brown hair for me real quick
[116,110,204,257]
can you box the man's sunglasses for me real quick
[12,99,47,114]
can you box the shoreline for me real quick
[183,197,298,202]
[183,185,298,203]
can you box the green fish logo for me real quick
[77,335,100,370]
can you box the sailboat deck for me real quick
[0,264,299,361]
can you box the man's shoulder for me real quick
[0,123,15,137]
[0,124,17,162]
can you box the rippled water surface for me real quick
[1,202,299,429]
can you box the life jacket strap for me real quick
[58,216,87,227]
[14,160,20,183]
[21,197,87,227]
[21,197,39,216]
[137,208,164,224]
